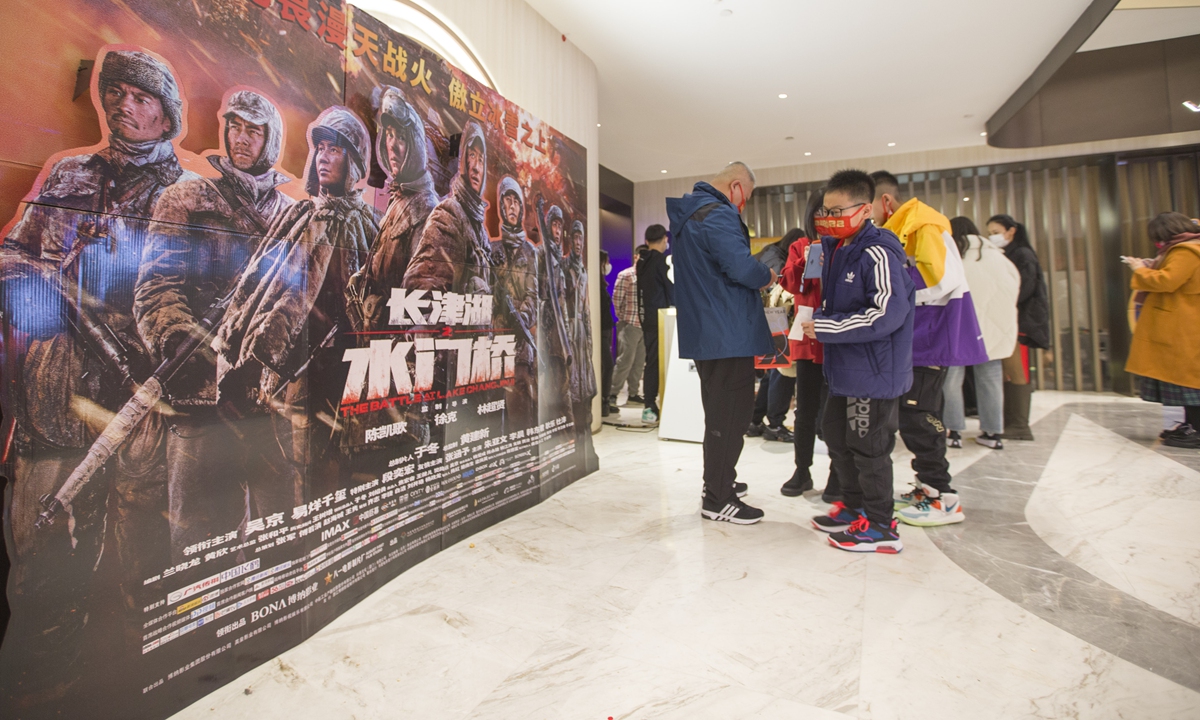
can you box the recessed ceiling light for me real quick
[804,152,812,156]
[661,170,668,173]
[1184,101,1200,112]
[887,142,896,147]
[778,94,788,99]
[963,197,970,202]
[980,131,987,137]
[597,123,601,127]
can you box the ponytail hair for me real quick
[987,213,1031,250]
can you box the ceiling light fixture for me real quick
[887,142,896,147]
[963,197,970,202]
[661,170,668,174]
[778,94,787,99]
[597,123,601,127]
[980,131,987,137]
[804,152,812,156]
[1184,101,1200,113]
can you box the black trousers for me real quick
[898,366,954,494]
[643,324,660,413]
[752,370,795,428]
[823,395,899,526]
[697,357,756,504]
[793,360,839,493]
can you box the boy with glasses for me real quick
[801,171,915,552]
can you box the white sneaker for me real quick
[893,483,928,510]
[896,492,965,527]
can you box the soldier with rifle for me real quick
[134,88,297,563]
[490,176,540,431]
[535,197,574,426]
[0,48,196,702]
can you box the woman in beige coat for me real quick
[1124,212,1200,449]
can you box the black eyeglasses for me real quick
[814,202,867,218]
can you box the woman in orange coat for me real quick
[1124,212,1200,449]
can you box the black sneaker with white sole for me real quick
[1163,424,1200,449]
[701,496,764,525]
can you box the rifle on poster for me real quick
[35,287,236,529]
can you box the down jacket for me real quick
[958,234,1020,361]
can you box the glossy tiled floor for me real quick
[171,392,1200,720]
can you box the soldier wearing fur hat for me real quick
[350,85,438,330]
[0,47,196,701]
[564,219,596,436]
[213,106,378,498]
[403,121,493,295]
[491,176,541,431]
[134,88,297,563]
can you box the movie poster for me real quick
[0,2,597,718]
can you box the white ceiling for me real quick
[523,0,1098,183]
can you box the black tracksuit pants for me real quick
[823,395,899,526]
[697,357,756,505]
[898,366,954,495]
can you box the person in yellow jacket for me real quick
[1124,212,1200,449]
[870,171,988,527]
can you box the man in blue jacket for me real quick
[668,162,776,525]
[801,170,915,553]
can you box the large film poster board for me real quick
[0,2,597,718]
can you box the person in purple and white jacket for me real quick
[872,171,989,527]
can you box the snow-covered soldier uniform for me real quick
[402,121,492,294]
[535,198,574,425]
[564,219,596,435]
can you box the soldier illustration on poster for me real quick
[0,3,596,719]
[0,46,194,704]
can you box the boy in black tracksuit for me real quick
[800,171,915,553]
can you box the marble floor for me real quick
[171,392,1200,720]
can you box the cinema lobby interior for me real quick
[1,0,1200,719]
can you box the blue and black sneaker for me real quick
[827,517,903,554]
[811,502,863,533]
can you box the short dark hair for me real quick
[1147,212,1200,246]
[870,171,901,200]
[645,224,667,242]
[825,170,875,205]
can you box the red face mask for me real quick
[814,206,868,240]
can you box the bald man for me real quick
[667,162,776,525]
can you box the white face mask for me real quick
[989,233,1011,248]
[603,263,612,275]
